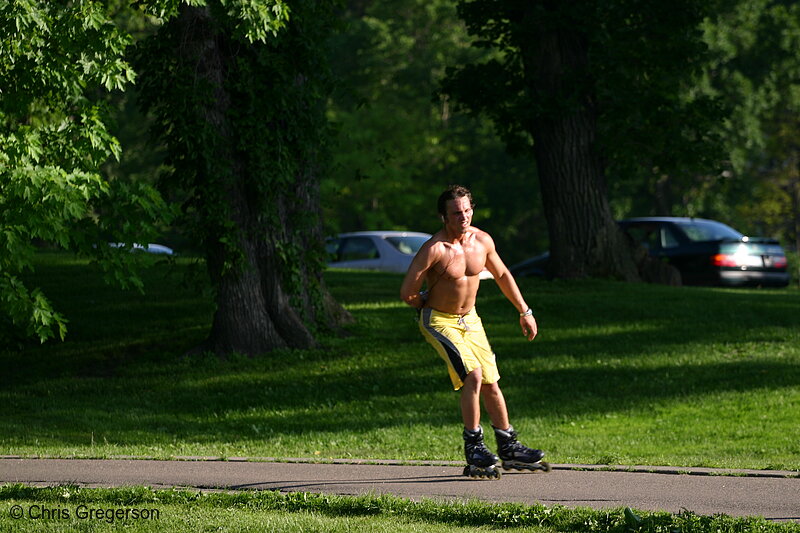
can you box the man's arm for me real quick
[483,235,538,341]
[400,241,438,309]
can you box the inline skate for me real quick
[493,425,551,472]
[462,426,501,479]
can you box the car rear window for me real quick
[676,220,742,242]
[719,242,784,255]
[385,236,428,255]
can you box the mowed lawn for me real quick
[1,252,798,471]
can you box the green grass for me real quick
[1,252,799,471]
[2,485,798,533]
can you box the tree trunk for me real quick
[792,164,800,289]
[172,5,350,357]
[511,5,680,285]
[520,20,640,281]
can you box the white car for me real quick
[326,231,493,279]
[108,243,175,255]
[326,231,431,274]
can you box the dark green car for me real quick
[619,217,789,287]
[510,217,790,287]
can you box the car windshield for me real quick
[385,235,428,255]
[675,220,742,242]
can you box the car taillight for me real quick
[713,253,788,269]
[711,254,739,267]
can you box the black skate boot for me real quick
[462,426,501,479]
[493,425,551,473]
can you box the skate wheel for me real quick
[501,461,552,473]
[463,465,502,479]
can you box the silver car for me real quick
[326,231,432,274]
[326,230,494,279]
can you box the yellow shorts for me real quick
[418,307,500,390]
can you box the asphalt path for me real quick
[1,458,798,522]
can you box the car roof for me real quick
[334,231,432,238]
[620,217,719,224]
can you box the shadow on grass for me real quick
[4,352,797,449]
[1,265,799,453]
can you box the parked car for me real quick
[510,217,790,287]
[326,230,494,279]
[508,252,550,278]
[109,243,175,255]
[326,231,432,274]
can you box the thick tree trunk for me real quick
[520,23,639,281]
[173,5,350,357]
[792,167,800,288]
[206,238,292,355]
[518,9,678,284]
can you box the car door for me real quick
[653,222,717,285]
[622,221,690,274]
[328,236,383,270]
[623,222,666,255]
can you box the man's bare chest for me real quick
[435,242,486,280]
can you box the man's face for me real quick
[444,196,473,233]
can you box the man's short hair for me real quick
[437,185,474,216]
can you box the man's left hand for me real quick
[520,315,538,341]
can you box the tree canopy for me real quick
[0,0,168,343]
[0,0,332,351]
[439,0,724,281]
[324,0,546,263]
[135,0,350,355]
[698,0,800,256]
[4,0,800,345]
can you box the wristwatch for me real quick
[519,308,533,317]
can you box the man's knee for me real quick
[481,381,502,397]
[466,367,483,381]
[462,368,482,388]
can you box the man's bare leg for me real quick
[482,383,549,472]
[460,368,502,478]
[481,382,510,431]
[460,368,483,429]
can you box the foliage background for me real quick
[3,0,800,341]
[319,0,800,268]
[323,0,546,264]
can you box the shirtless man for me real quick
[400,185,548,478]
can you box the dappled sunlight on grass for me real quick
[1,259,799,469]
[344,301,407,310]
